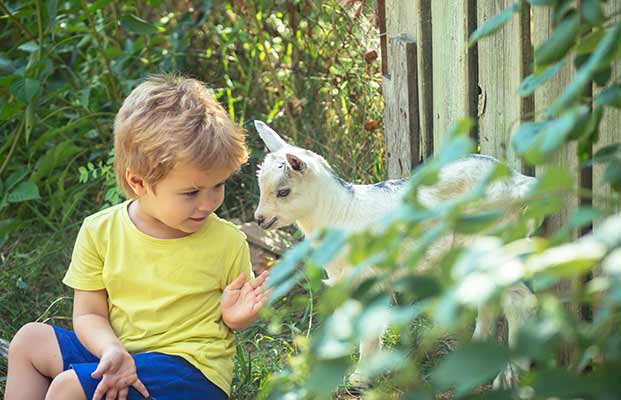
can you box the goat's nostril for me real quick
[256,216,265,225]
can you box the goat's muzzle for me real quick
[256,216,277,229]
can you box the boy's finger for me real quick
[225,273,246,291]
[118,387,129,400]
[132,378,150,398]
[105,387,118,400]
[250,271,269,289]
[254,296,268,312]
[92,380,109,400]
[91,359,110,379]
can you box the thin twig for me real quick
[0,119,24,177]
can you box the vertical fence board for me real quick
[416,0,434,159]
[477,1,531,170]
[385,0,417,38]
[594,1,621,217]
[533,6,580,235]
[384,38,420,179]
[431,0,477,150]
[533,5,582,364]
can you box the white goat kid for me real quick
[254,120,537,388]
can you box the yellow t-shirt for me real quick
[62,200,252,396]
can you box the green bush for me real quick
[1,1,384,398]
[263,1,621,398]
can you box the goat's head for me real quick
[254,121,324,230]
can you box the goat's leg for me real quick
[348,327,385,388]
[493,283,537,389]
[472,304,496,341]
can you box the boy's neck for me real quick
[128,199,191,239]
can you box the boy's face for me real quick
[129,163,234,238]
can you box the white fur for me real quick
[254,120,538,388]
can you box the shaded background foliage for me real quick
[0,0,383,397]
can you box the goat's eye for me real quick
[277,188,291,198]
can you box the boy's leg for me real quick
[45,370,86,400]
[5,322,64,400]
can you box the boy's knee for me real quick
[46,370,86,400]
[9,322,51,358]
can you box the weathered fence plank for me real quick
[532,5,583,364]
[415,0,434,159]
[477,0,532,171]
[594,0,621,216]
[383,38,420,179]
[431,0,478,149]
[533,6,581,234]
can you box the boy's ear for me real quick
[254,120,289,152]
[286,153,306,173]
[125,169,147,196]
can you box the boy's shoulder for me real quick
[208,214,247,243]
[81,201,128,230]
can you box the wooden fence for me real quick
[381,0,620,224]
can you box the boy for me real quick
[5,75,269,400]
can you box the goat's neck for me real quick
[296,176,375,236]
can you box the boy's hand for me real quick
[91,345,150,400]
[221,271,271,330]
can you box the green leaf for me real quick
[590,143,621,165]
[534,12,580,67]
[120,15,161,35]
[268,239,312,284]
[528,0,558,5]
[431,342,510,396]
[10,77,41,103]
[576,30,605,55]
[0,56,15,74]
[309,229,348,267]
[17,41,39,53]
[468,3,522,47]
[518,61,563,96]
[0,219,18,246]
[47,0,58,31]
[513,106,589,164]
[32,140,82,183]
[104,47,124,58]
[6,167,29,191]
[581,0,604,25]
[455,210,505,234]
[594,84,621,108]
[88,0,113,12]
[531,166,574,194]
[546,22,621,117]
[7,181,40,203]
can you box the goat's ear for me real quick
[286,153,306,173]
[254,120,288,152]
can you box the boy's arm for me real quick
[72,289,150,400]
[72,289,123,356]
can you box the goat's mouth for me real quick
[261,217,278,229]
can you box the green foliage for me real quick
[1,1,384,398]
[263,1,621,399]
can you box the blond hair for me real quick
[113,74,248,198]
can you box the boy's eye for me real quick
[277,188,291,198]
[216,182,225,189]
[183,190,199,197]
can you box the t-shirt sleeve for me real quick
[222,239,254,289]
[62,220,105,290]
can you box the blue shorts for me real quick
[52,325,228,400]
